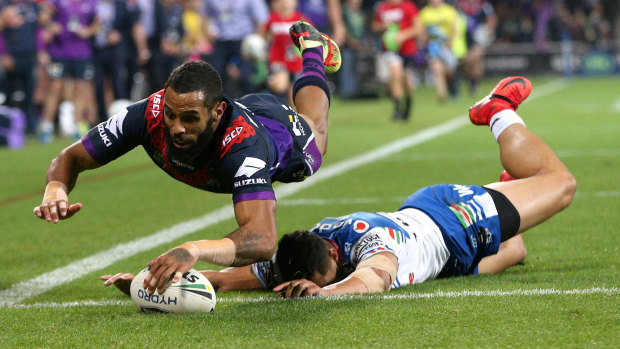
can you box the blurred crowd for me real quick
[0,0,617,147]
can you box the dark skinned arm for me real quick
[33,141,101,223]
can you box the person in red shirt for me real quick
[373,0,422,121]
[260,0,305,100]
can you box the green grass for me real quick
[0,76,618,348]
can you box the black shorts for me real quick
[484,187,521,242]
[47,58,95,80]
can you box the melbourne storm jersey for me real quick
[82,92,321,203]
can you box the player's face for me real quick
[309,251,343,287]
[163,88,224,161]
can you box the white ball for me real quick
[130,268,216,313]
[241,33,267,62]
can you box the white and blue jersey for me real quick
[252,184,504,289]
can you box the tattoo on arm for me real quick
[226,226,272,266]
[168,248,195,262]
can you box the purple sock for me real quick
[293,46,330,103]
[300,46,325,79]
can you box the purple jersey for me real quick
[81,92,321,204]
[47,0,96,60]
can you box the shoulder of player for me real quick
[217,115,269,165]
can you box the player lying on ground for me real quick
[103,77,576,297]
[34,20,342,296]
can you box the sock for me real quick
[292,46,330,104]
[489,109,525,141]
[40,120,54,133]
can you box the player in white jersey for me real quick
[103,76,576,297]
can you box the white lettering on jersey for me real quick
[453,184,474,197]
[104,108,128,139]
[222,126,245,147]
[381,8,404,24]
[233,178,267,188]
[152,94,162,118]
[234,157,266,178]
[97,123,112,147]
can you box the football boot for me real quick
[469,76,532,125]
[289,19,341,73]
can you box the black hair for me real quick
[164,60,223,109]
[275,230,331,282]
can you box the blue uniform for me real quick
[253,184,503,289]
[82,92,321,203]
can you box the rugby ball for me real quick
[241,33,267,62]
[130,268,216,313]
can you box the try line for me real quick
[0,79,569,308]
[7,287,616,309]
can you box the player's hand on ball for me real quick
[33,181,82,223]
[144,247,197,294]
[101,273,135,296]
[274,279,325,298]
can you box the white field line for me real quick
[7,287,617,309]
[612,98,620,113]
[278,190,620,208]
[380,148,620,162]
[0,79,568,308]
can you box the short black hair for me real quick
[275,230,331,282]
[164,60,223,109]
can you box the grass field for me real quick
[0,76,618,348]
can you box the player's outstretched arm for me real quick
[101,266,263,296]
[143,199,278,294]
[33,141,101,223]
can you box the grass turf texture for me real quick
[0,76,618,347]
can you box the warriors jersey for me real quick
[82,92,322,203]
[252,184,503,289]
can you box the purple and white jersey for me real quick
[47,0,97,60]
[81,92,321,204]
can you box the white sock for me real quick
[489,109,525,141]
[40,120,54,133]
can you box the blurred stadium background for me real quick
[0,0,618,148]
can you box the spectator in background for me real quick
[92,0,142,123]
[339,0,366,99]
[203,0,268,97]
[136,0,164,94]
[0,0,49,135]
[457,0,496,95]
[373,0,421,121]
[297,0,346,46]
[260,0,304,100]
[182,0,212,61]
[39,0,99,144]
[159,0,185,80]
[419,0,458,104]
[447,6,468,100]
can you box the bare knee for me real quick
[510,237,527,263]
[557,170,577,210]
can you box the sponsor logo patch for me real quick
[220,116,256,158]
[353,220,369,233]
[233,178,267,188]
[104,108,128,139]
[235,157,266,178]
